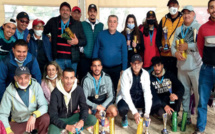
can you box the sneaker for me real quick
[178,117,192,127]
[192,129,205,134]
[121,116,128,128]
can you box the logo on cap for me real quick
[20,66,27,71]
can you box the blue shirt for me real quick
[92,30,127,70]
[16,29,24,39]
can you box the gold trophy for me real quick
[100,111,106,134]
[65,27,75,38]
[144,114,150,134]
[176,39,187,59]
[109,117,115,134]
[133,35,137,53]
[93,119,99,134]
[136,117,144,134]
[161,113,169,134]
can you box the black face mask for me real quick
[147,19,156,25]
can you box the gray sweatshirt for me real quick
[82,71,114,109]
[171,20,202,71]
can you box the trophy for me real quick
[133,35,138,53]
[144,114,150,134]
[172,112,177,132]
[163,27,169,50]
[126,28,132,51]
[180,111,188,132]
[93,119,99,134]
[193,29,198,43]
[136,110,144,134]
[65,27,75,38]
[161,113,169,134]
[100,111,106,134]
[109,117,115,134]
[166,80,175,104]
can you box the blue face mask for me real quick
[127,23,135,29]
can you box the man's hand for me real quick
[26,116,36,132]
[175,51,186,61]
[66,125,76,133]
[178,42,188,51]
[160,47,170,53]
[75,120,84,130]
[67,34,79,45]
[127,40,131,46]
[134,112,141,124]
[26,34,31,43]
[170,93,178,101]
[164,105,174,115]
[97,105,106,111]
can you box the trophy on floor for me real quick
[136,111,144,134]
[133,35,138,53]
[126,28,133,51]
[161,113,169,134]
[109,117,115,134]
[93,119,99,134]
[166,80,175,104]
[100,111,106,134]
[163,27,169,50]
[144,114,150,134]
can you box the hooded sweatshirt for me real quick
[49,78,88,129]
[171,20,202,71]
[82,71,114,109]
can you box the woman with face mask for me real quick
[41,61,62,103]
[28,19,53,74]
[139,11,160,72]
[121,14,144,67]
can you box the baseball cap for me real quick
[182,5,195,12]
[32,19,45,28]
[4,19,17,27]
[16,12,29,20]
[72,6,81,13]
[15,66,31,76]
[131,54,142,63]
[147,10,156,18]
[167,0,179,6]
[60,2,71,11]
[88,4,97,11]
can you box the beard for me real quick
[93,71,101,76]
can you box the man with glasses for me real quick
[15,12,30,42]
[116,54,152,128]
[28,19,53,74]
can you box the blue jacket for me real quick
[28,34,53,61]
[0,51,41,101]
[13,29,29,41]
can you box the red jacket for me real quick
[140,27,160,68]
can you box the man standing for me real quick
[156,0,183,76]
[48,68,97,133]
[28,19,53,74]
[171,5,202,124]
[150,56,184,117]
[194,0,215,133]
[71,6,82,21]
[0,19,16,60]
[82,58,117,125]
[44,2,86,72]
[93,15,127,97]
[0,66,49,134]
[14,12,30,42]
[78,4,104,81]
[116,54,152,128]
[0,39,41,101]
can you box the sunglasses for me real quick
[19,19,29,24]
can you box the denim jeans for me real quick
[197,64,215,132]
[55,59,78,74]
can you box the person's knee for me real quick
[40,113,50,125]
[117,103,129,116]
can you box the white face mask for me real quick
[34,29,43,37]
[16,81,30,90]
[46,74,58,80]
[169,7,178,15]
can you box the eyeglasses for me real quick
[19,19,29,24]
[35,26,44,29]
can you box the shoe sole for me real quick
[122,126,128,128]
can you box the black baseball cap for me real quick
[88,4,97,11]
[131,54,142,63]
[167,0,179,6]
[16,12,29,20]
[60,2,71,11]
[147,10,156,18]
[15,66,31,76]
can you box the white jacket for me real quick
[116,67,152,115]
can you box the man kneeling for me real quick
[116,54,152,128]
[0,66,49,134]
[48,68,97,134]
[82,58,118,127]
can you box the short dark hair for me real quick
[60,2,71,11]
[63,68,75,76]
[151,56,164,66]
[91,58,102,66]
[13,39,28,49]
[208,0,215,7]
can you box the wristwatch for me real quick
[32,113,36,118]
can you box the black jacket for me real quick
[48,85,88,129]
[43,15,87,62]
[150,70,184,107]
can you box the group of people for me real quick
[0,0,214,134]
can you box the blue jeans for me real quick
[55,59,78,74]
[197,64,214,132]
